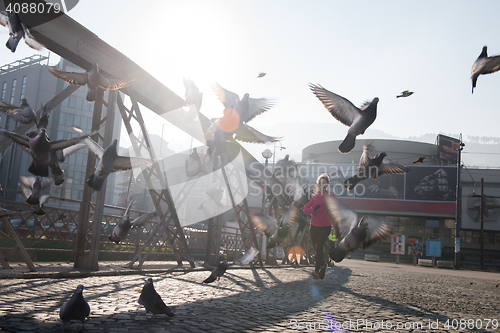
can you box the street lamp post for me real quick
[272,141,286,172]
[261,149,273,208]
[455,134,465,270]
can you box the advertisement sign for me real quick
[437,134,460,163]
[405,166,456,201]
[426,239,441,257]
[391,235,405,254]
[408,236,423,256]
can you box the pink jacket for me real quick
[303,192,334,227]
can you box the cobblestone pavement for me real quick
[1,260,499,332]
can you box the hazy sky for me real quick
[3,1,500,165]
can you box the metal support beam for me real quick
[87,90,116,271]
[115,92,194,269]
[74,89,105,269]
[1,218,36,272]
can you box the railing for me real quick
[0,194,250,260]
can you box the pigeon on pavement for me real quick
[0,11,44,52]
[0,99,36,124]
[138,278,174,318]
[48,63,136,102]
[396,90,414,98]
[74,128,155,191]
[0,127,93,177]
[203,260,230,283]
[344,141,407,190]
[322,195,394,262]
[471,46,500,93]
[310,83,378,154]
[59,284,91,333]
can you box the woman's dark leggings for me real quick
[310,225,332,271]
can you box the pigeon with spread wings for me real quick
[205,84,278,154]
[109,200,156,244]
[322,195,394,262]
[48,63,135,102]
[249,205,298,249]
[0,127,93,178]
[344,141,407,190]
[0,11,44,52]
[0,99,36,125]
[310,83,378,154]
[74,128,155,191]
[19,176,53,215]
[203,247,259,283]
[471,46,500,93]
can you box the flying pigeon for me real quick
[48,63,136,102]
[344,141,407,190]
[19,176,52,209]
[213,84,274,124]
[413,156,425,164]
[471,46,500,93]
[183,78,203,114]
[322,195,394,262]
[257,72,266,78]
[59,284,91,333]
[249,205,298,249]
[0,99,36,124]
[138,278,174,318]
[310,83,378,154]
[73,128,155,191]
[203,247,259,283]
[198,183,226,217]
[109,201,155,244]
[0,11,44,52]
[0,127,93,177]
[396,90,414,98]
[206,84,279,150]
[26,103,52,139]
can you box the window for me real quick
[1,82,6,101]
[59,112,66,125]
[10,78,16,104]
[68,95,76,108]
[66,113,74,126]
[20,76,27,101]
[76,96,83,110]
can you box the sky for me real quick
[2,0,500,166]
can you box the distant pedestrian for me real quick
[303,173,334,279]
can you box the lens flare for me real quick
[287,246,304,264]
[218,107,240,133]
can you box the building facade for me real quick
[0,55,122,208]
[300,138,500,269]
